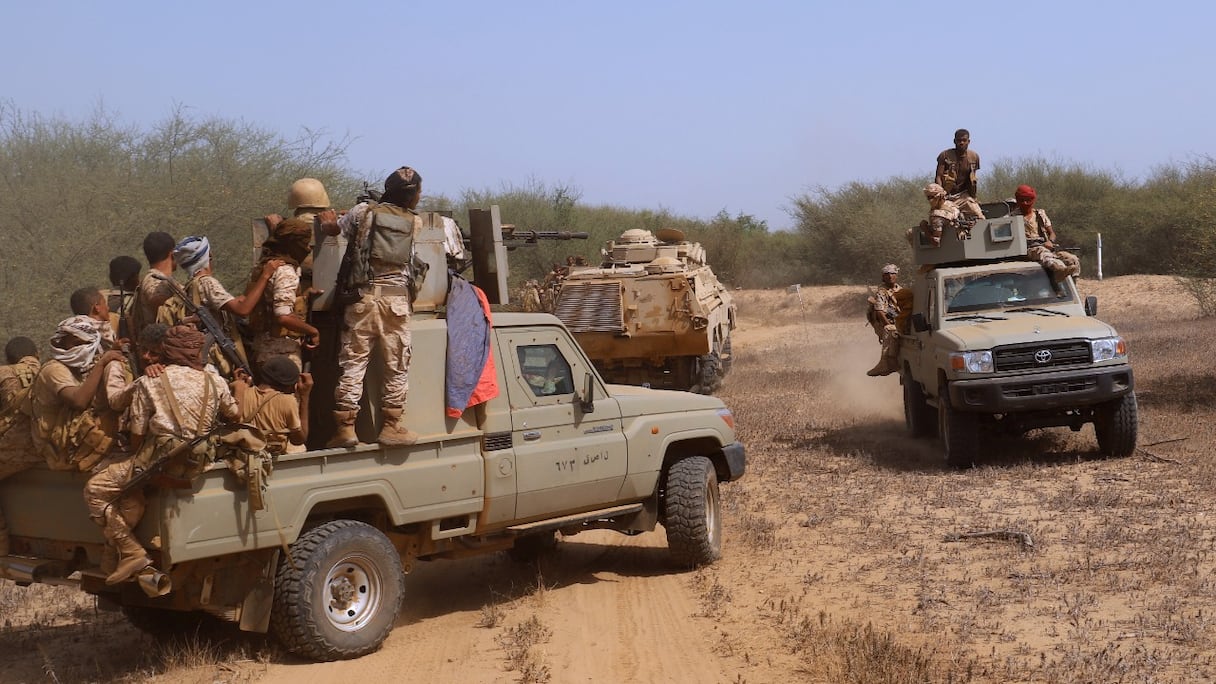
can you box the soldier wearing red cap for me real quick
[1014,185,1080,282]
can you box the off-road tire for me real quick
[507,532,560,563]
[1094,392,1138,458]
[694,350,722,394]
[270,520,405,661]
[938,384,979,468]
[720,335,734,376]
[664,456,722,567]
[902,373,937,438]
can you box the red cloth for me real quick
[445,285,499,418]
[1015,184,1036,200]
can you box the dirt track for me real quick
[4,276,1215,683]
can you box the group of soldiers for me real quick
[0,164,435,590]
[868,130,1083,376]
[520,255,589,313]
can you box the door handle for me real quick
[523,430,541,441]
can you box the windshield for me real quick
[944,268,1074,314]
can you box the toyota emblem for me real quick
[1034,349,1053,364]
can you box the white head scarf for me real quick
[174,236,211,277]
[49,315,105,372]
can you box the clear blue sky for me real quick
[3,0,1212,230]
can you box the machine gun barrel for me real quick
[502,229,590,244]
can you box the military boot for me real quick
[867,356,897,377]
[378,407,419,447]
[101,543,118,575]
[106,532,152,585]
[327,410,359,448]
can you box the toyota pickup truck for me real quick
[0,206,745,662]
[899,203,1136,467]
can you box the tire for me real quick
[270,520,405,661]
[695,350,721,395]
[938,383,979,468]
[902,373,937,438]
[664,456,722,567]
[719,334,734,376]
[507,531,560,563]
[1094,392,1138,458]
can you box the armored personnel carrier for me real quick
[553,228,736,393]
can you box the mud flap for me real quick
[239,549,279,633]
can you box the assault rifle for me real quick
[119,429,219,496]
[150,272,252,377]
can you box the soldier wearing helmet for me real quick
[866,264,905,377]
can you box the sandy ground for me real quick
[3,274,1214,683]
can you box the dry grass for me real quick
[497,614,553,683]
[715,276,1216,682]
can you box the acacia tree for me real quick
[0,103,362,341]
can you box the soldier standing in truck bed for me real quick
[935,129,980,199]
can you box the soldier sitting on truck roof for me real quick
[913,183,984,247]
[1013,184,1081,283]
[0,336,42,556]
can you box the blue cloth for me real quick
[446,274,491,416]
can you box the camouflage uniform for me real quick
[0,357,41,555]
[1024,209,1081,281]
[83,365,238,581]
[333,202,414,413]
[867,266,903,377]
[252,264,304,371]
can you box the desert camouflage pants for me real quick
[83,458,146,545]
[1028,245,1081,279]
[870,321,900,360]
[335,293,412,412]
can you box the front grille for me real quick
[554,282,625,333]
[993,339,1090,371]
[1002,377,1098,398]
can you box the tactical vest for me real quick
[42,407,112,472]
[0,361,38,437]
[156,277,249,377]
[345,203,418,293]
[247,264,307,339]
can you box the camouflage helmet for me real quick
[287,178,331,212]
[923,183,947,199]
[882,263,899,275]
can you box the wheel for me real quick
[1094,392,1138,458]
[902,373,937,438]
[938,383,979,468]
[664,456,722,567]
[693,349,722,395]
[719,334,733,376]
[507,531,560,563]
[270,520,405,661]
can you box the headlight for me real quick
[1091,337,1127,362]
[950,350,993,373]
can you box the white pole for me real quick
[1096,233,1103,281]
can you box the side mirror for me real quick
[911,313,929,333]
[1084,295,1098,317]
[578,372,595,413]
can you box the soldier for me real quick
[83,324,240,586]
[247,218,320,372]
[521,279,543,313]
[1014,185,1081,283]
[29,314,126,472]
[232,357,312,455]
[162,235,282,376]
[0,337,42,556]
[265,177,332,294]
[134,232,178,348]
[867,264,904,377]
[317,166,426,447]
[107,256,142,344]
[935,129,981,199]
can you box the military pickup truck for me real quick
[0,206,745,662]
[899,203,1137,467]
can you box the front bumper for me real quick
[949,364,1134,413]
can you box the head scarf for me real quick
[261,218,313,266]
[1015,184,1037,200]
[923,183,947,199]
[174,236,211,277]
[160,324,206,370]
[49,315,105,371]
[881,263,899,275]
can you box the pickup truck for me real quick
[899,204,1137,467]
[0,208,745,662]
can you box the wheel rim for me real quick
[705,476,720,546]
[324,553,384,632]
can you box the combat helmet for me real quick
[287,178,331,212]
